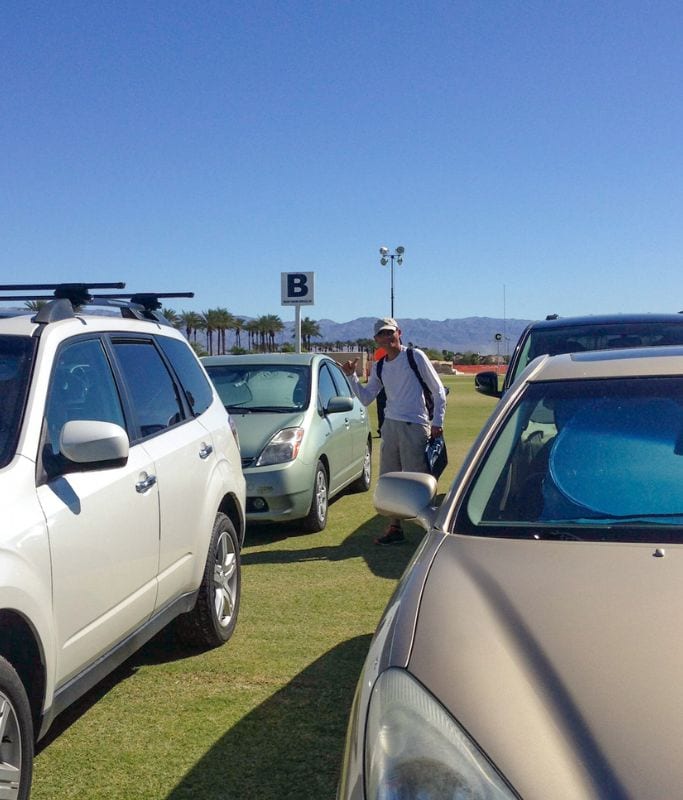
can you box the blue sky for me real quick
[3,1,682,324]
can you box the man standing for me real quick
[342,317,447,544]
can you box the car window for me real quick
[509,321,683,386]
[157,336,213,416]
[462,376,683,541]
[0,335,36,468]
[204,363,310,411]
[44,338,126,456]
[317,364,339,409]
[327,361,353,398]
[112,340,184,438]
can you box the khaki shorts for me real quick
[380,417,431,475]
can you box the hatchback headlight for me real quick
[255,427,304,466]
[365,668,515,800]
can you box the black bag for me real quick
[425,435,448,479]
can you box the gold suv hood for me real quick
[409,535,683,800]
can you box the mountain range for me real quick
[281,316,534,354]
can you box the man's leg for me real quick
[397,421,431,473]
[375,419,405,543]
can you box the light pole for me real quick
[379,245,405,318]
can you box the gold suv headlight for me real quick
[365,669,516,800]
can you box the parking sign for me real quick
[281,272,315,305]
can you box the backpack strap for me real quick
[376,355,386,382]
[406,347,435,420]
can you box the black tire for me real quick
[0,656,33,800]
[175,513,241,649]
[303,461,329,532]
[350,438,372,493]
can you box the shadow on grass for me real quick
[242,513,421,580]
[35,626,226,753]
[165,634,373,800]
[243,489,448,581]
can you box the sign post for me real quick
[281,272,315,353]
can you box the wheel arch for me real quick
[218,492,246,548]
[0,610,46,739]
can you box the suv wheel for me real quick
[303,461,328,532]
[0,656,33,800]
[175,513,241,649]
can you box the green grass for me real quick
[32,376,497,800]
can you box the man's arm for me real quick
[342,358,382,406]
[413,349,447,434]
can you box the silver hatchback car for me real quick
[203,353,372,531]
[339,345,683,800]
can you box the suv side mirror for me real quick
[60,420,129,465]
[475,371,502,398]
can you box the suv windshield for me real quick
[463,376,683,541]
[0,336,36,468]
[509,321,683,386]
[204,364,310,412]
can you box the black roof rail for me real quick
[0,283,194,325]
[545,314,560,320]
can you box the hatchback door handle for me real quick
[199,444,213,459]
[136,473,157,493]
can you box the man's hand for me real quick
[342,358,359,376]
[430,425,443,440]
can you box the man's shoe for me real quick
[374,525,405,545]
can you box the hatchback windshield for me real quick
[204,364,310,412]
[509,321,683,386]
[463,376,683,541]
[0,336,36,468]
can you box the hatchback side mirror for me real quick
[325,396,354,414]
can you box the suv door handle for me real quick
[199,444,213,459]
[136,473,157,493]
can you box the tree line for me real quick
[24,300,506,362]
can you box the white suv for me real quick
[0,284,246,800]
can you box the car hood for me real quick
[229,410,305,459]
[407,535,683,799]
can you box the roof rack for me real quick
[0,283,194,325]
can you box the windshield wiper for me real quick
[242,406,293,413]
[532,529,584,541]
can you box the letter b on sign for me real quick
[281,272,315,305]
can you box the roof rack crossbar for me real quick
[0,283,194,325]
[91,292,194,311]
[0,283,126,292]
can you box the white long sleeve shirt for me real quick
[348,346,447,427]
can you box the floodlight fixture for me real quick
[378,245,406,317]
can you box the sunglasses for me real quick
[375,329,396,337]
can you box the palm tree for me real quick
[232,317,244,350]
[162,307,181,327]
[262,314,284,352]
[211,307,235,355]
[24,300,47,312]
[179,311,203,343]
[201,309,222,356]
[253,315,271,352]
[300,317,322,351]
[245,319,260,352]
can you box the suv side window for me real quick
[113,340,184,439]
[157,336,213,416]
[45,338,125,455]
